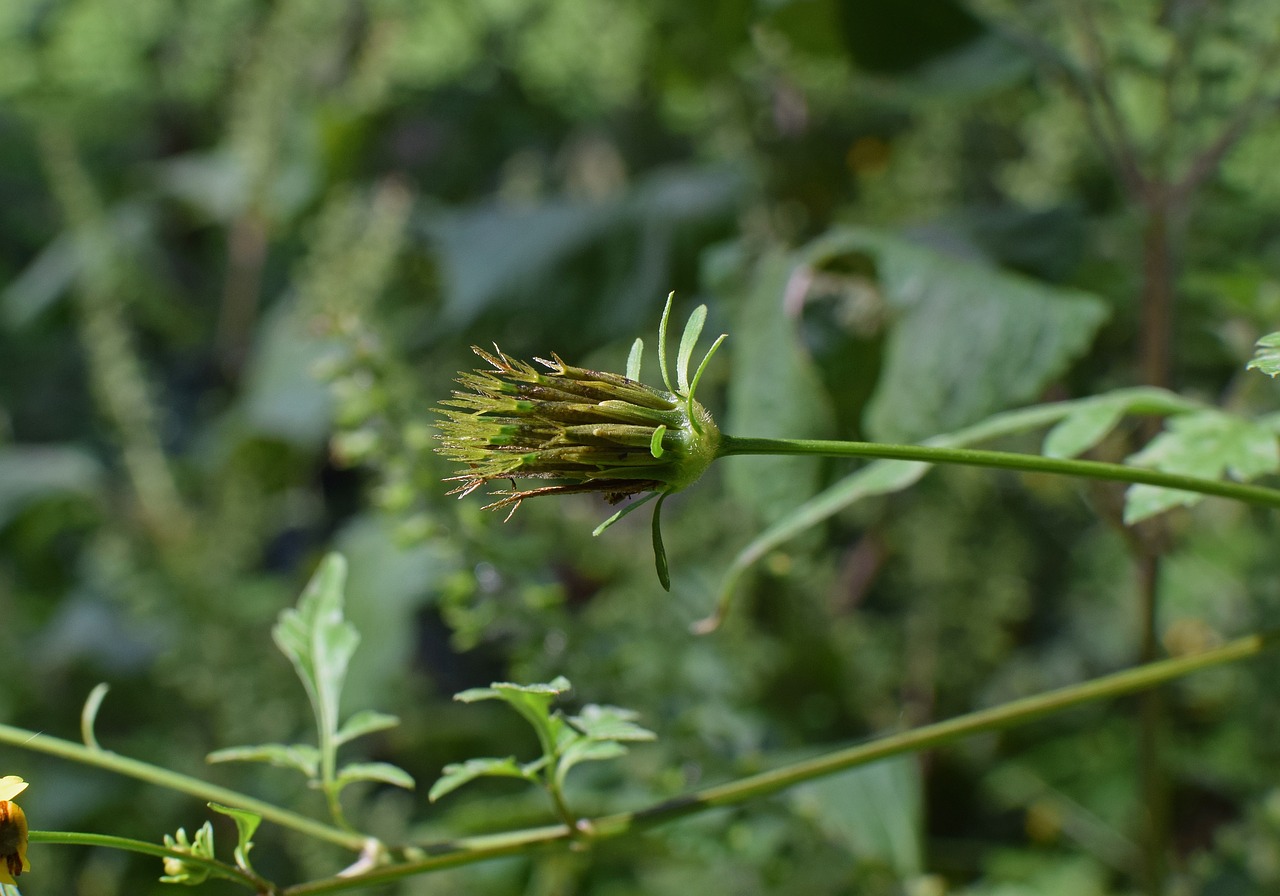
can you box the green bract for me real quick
[436,294,726,589]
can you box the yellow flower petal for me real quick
[0,778,26,802]
[0,799,28,883]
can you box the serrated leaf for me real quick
[335,761,416,791]
[568,705,657,743]
[1124,410,1280,523]
[208,803,261,872]
[334,710,400,747]
[1247,331,1280,377]
[273,554,358,746]
[206,743,321,779]
[428,756,527,802]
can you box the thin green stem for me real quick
[28,831,272,893]
[283,630,1279,894]
[717,435,1280,510]
[0,724,365,851]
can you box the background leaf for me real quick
[1124,410,1280,523]
[271,554,359,742]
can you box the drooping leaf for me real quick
[81,682,110,751]
[206,743,321,779]
[335,761,416,791]
[1042,387,1202,459]
[1124,410,1280,523]
[428,757,528,803]
[333,710,401,747]
[208,803,261,873]
[272,553,359,744]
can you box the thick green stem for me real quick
[0,724,365,851]
[717,436,1280,510]
[283,630,1279,894]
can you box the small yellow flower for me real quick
[0,776,30,885]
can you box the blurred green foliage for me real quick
[3,0,1280,893]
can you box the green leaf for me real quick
[454,677,572,704]
[206,743,321,780]
[791,758,922,878]
[1124,410,1280,523]
[1042,387,1200,459]
[723,249,834,524]
[708,395,1163,630]
[272,553,358,748]
[334,710,400,747]
[208,803,261,873]
[798,228,1107,442]
[81,682,110,751]
[676,303,707,393]
[428,756,528,803]
[1042,399,1127,460]
[335,761,416,791]
[567,704,657,743]
[555,740,628,789]
[626,337,644,381]
[1247,331,1280,378]
[652,491,671,591]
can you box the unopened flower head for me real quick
[0,776,30,885]
[436,295,726,589]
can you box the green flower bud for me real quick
[437,348,719,514]
[436,294,726,589]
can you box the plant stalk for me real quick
[716,436,1280,511]
[0,724,365,851]
[283,630,1279,894]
